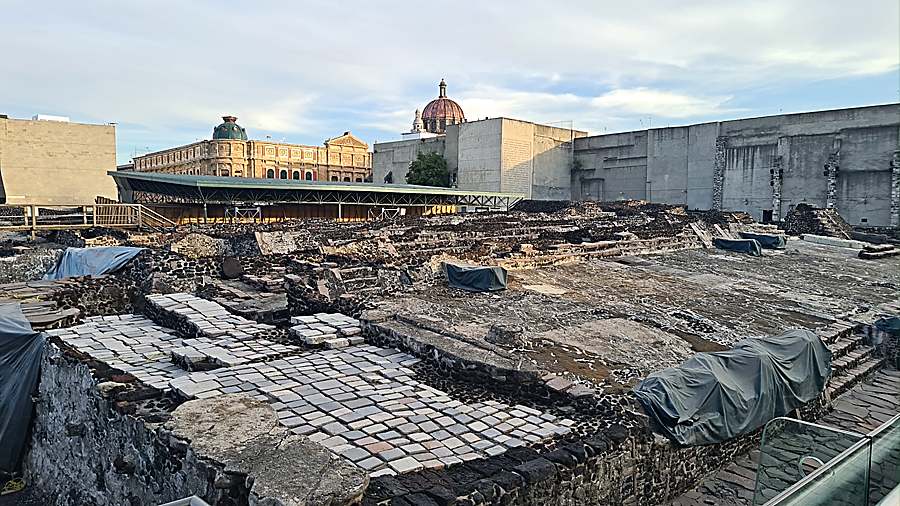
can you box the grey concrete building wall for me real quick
[499,118,535,196]
[371,136,445,185]
[0,117,117,204]
[456,118,503,193]
[531,123,583,200]
[836,126,897,226]
[573,131,649,201]
[574,103,900,227]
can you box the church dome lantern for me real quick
[421,79,465,134]
[213,115,248,140]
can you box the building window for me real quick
[331,176,339,182]
[343,177,351,182]
[355,178,362,182]
[292,171,300,180]
[279,169,288,179]
[304,171,313,181]
[266,168,275,178]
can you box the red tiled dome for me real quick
[421,79,465,134]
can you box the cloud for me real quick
[0,0,895,162]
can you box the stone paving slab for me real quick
[289,312,365,348]
[45,315,189,389]
[146,293,276,340]
[168,345,574,476]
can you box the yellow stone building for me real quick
[132,116,371,182]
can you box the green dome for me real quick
[212,115,247,140]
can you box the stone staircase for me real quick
[825,332,885,399]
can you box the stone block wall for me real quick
[24,345,241,506]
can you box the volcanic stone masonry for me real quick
[3,200,898,506]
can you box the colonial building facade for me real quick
[132,116,371,182]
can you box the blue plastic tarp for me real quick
[0,303,45,472]
[713,237,763,256]
[43,246,145,280]
[739,232,787,250]
[633,330,831,446]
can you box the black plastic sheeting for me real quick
[442,262,508,292]
[633,329,831,446]
[739,232,787,250]
[0,303,45,472]
[713,237,763,256]
[43,246,145,280]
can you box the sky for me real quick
[1,1,898,165]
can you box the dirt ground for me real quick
[376,238,900,389]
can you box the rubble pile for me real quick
[783,203,853,237]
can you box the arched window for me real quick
[330,176,339,182]
[266,169,275,178]
[279,169,288,179]
[292,171,300,180]
[221,169,230,177]
[304,171,313,181]
[355,178,362,183]
[343,177,351,182]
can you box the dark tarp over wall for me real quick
[633,329,831,446]
[739,232,787,250]
[0,303,45,472]
[43,246,145,280]
[713,237,763,256]
[442,262,508,292]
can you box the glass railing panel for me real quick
[867,414,900,504]
[753,417,866,505]
[764,439,872,506]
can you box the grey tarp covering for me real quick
[0,303,45,472]
[874,316,900,336]
[739,232,787,250]
[633,329,831,446]
[713,237,763,256]
[43,246,145,280]
[442,262,508,292]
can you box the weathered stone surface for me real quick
[169,233,226,259]
[165,395,369,506]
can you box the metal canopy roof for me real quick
[110,171,524,209]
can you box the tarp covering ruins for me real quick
[633,329,831,446]
[0,303,45,472]
[713,237,763,256]
[738,232,787,250]
[442,262,508,292]
[43,246,145,280]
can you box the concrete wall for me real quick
[374,118,585,200]
[455,118,504,193]
[574,104,900,227]
[371,136,446,185]
[0,117,117,204]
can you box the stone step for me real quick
[831,346,875,376]
[827,356,885,399]
[827,337,858,360]
[343,276,379,290]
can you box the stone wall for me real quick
[24,343,367,506]
[24,344,235,505]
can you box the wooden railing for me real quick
[0,203,176,232]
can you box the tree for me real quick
[406,152,450,187]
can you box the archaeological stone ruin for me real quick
[0,200,897,506]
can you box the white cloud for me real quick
[0,0,895,160]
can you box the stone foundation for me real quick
[23,343,367,506]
